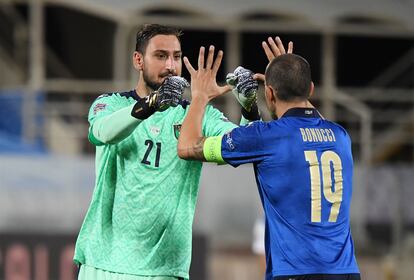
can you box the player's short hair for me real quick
[135,24,183,54]
[265,54,312,101]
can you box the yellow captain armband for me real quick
[203,136,226,164]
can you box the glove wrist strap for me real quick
[131,94,156,120]
[241,103,260,121]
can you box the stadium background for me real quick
[0,0,414,279]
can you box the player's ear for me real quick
[308,81,314,98]
[265,85,276,104]
[265,85,271,104]
[133,51,144,71]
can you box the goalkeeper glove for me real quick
[226,66,258,112]
[132,76,189,119]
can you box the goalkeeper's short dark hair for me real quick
[265,54,312,102]
[135,24,183,54]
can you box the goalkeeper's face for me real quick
[139,35,183,91]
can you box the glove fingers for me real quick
[154,75,188,111]
[228,66,258,111]
[226,73,238,87]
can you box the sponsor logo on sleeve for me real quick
[93,103,107,114]
[225,131,235,150]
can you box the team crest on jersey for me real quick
[173,124,182,140]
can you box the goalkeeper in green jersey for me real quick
[73,24,260,280]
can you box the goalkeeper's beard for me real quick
[143,70,176,92]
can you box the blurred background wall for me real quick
[0,0,414,279]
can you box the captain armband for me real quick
[203,136,226,164]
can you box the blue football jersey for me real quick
[221,108,359,278]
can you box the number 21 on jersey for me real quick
[304,150,343,223]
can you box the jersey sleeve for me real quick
[88,94,141,146]
[201,105,238,137]
[220,121,268,167]
[88,94,119,124]
[202,121,268,167]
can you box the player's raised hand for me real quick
[257,37,315,110]
[254,36,293,82]
[183,45,230,103]
[262,36,293,61]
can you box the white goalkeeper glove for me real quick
[226,66,259,112]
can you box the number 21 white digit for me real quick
[304,150,343,223]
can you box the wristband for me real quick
[241,103,260,121]
[131,96,156,119]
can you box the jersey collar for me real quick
[281,108,321,118]
[123,90,190,108]
[119,90,140,101]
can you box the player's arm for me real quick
[178,96,263,165]
[176,98,209,162]
[177,96,225,163]
[178,45,229,162]
[89,102,142,145]
[90,76,189,145]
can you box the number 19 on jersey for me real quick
[304,150,343,223]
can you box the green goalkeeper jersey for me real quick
[74,90,237,279]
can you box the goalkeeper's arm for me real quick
[89,103,144,145]
[90,76,189,145]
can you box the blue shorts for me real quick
[274,274,361,280]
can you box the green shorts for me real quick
[78,265,184,280]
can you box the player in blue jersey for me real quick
[177,42,361,280]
